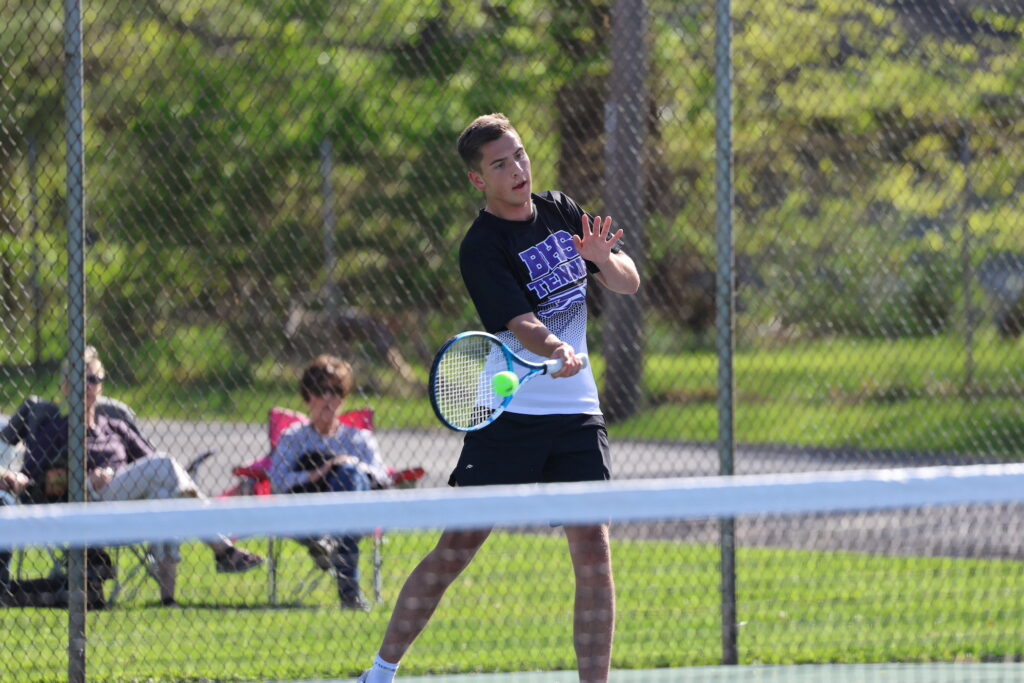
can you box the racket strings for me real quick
[433,337,502,429]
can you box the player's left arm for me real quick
[572,215,641,295]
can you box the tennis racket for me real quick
[428,331,589,432]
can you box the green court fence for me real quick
[1,0,1023,680]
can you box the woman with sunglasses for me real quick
[1,346,265,607]
[270,354,391,611]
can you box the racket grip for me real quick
[545,353,589,375]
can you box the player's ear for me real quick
[468,170,486,192]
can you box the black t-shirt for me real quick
[458,191,618,333]
[457,191,619,416]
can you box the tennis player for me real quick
[359,113,640,683]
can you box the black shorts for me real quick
[448,413,611,487]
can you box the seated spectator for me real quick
[270,354,390,611]
[1,346,264,607]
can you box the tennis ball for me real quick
[492,371,520,397]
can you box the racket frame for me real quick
[428,331,563,432]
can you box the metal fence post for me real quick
[321,137,340,313]
[715,0,738,666]
[602,0,648,423]
[28,135,44,371]
[63,0,88,679]
[958,128,976,395]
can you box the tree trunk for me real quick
[601,0,648,423]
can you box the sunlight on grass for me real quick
[3,532,1022,681]
[3,335,1022,456]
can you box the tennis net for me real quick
[2,464,1024,681]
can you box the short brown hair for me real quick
[299,354,354,402]
[456,113,517,171]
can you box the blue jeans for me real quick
[322,465,370,602]
[0,550,8,596]
[0,496,11,592]
[322,464,371,495]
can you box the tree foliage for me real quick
[2,0,1023,383]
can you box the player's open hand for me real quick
[573,215,623,267]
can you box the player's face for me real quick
[469,131,532,219]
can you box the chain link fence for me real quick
[2,0,1024,680]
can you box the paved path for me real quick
[134,418,985,489]
[127,418,1022,561]
[3,414,1017,560]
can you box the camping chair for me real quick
[221,406,424,607]
[0,395,164,608]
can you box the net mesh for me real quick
[3,466,1024,681]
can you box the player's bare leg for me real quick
[565,524,615,683]
[378,528,492,664]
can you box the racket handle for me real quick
[545,353,590,375]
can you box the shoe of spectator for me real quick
[304,538,336,572]
[215,547,265,574]
[87,548,117,582]
[341,594,372,612]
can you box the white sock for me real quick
[365,654,399,683]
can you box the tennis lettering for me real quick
[519,231,577,277]
[519,231,587,298]
[525,259,587,298]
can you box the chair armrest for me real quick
[232,465,271,482]
[390,467,426,488]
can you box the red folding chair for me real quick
[221,407,424,606]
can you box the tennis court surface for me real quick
[305,663,1024,682]
[5,466,1024,682]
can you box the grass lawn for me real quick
[2,531,1022,682]
[618,334,1024,455]
[3,335,1021,456]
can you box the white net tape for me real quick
[4,464,1024,548]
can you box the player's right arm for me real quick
[506,313,586,379]
[460,218,582,378]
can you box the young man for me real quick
[359,113,640,683]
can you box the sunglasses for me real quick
[312,386,345,398]
[86,375,105,386]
